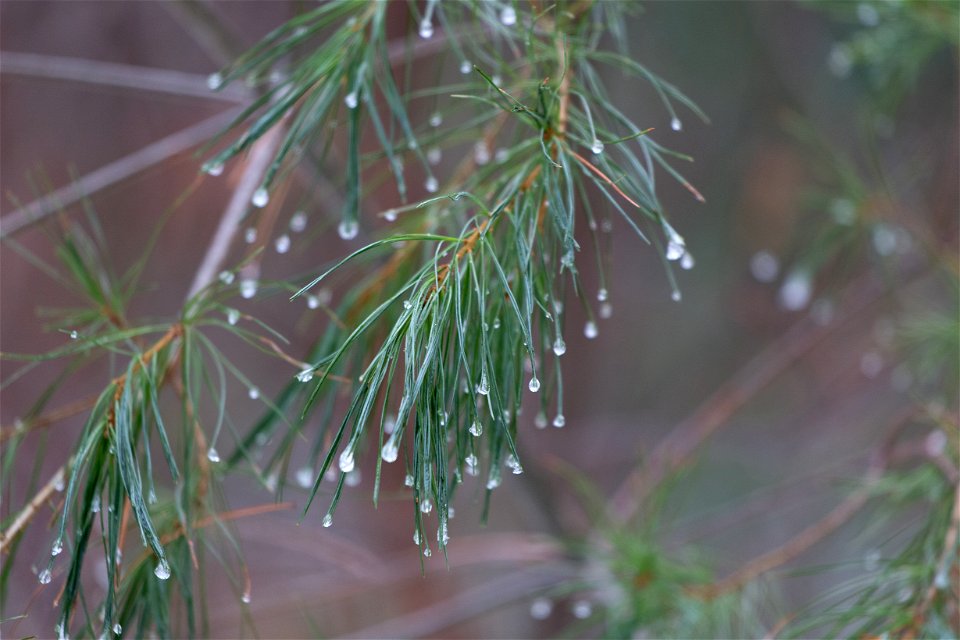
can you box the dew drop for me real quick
[423,546,432,557]
[204,162,224,176]
[426,147,442,165]
[680,252,695,270]
[404,473,414,487]
[207,72,223,90]
[338,449,355,473]
[572,600,593,619]
[528,377,540,393]
[338,219,359,240]
[91,495,101,512]
[251,188,269,208]
[420,499,433,514]
[535,411,548,429]
[383,208,398,223]
[418,19,434,39]
[51,539,63,556]
[112,623,122,635]
[506,454,523,475]
[553,337,566,356]
[670,117,683,132]
[322,514,333,528]
[583,321,598,339]
[240,278,258,299]
[274,234,291,254]
[345,469,361,487]
[289,210,307,232]
[344,91,358,109]
[671,290,682,302]
[530,597,552,620]
[295,466,314,489]
[597,288,608,302]
[403,299,413,310]
[424,176,439,193]
[248,387,260,400]
[206,448,220,463]
[244,227,257,244]
[552,414,566,428]
[465,454,479,476]
[491,74,502,86]
[934,568,949,590]
[778,270,812,311]
[474,141,491,165]
[666,240,685,261]
[219,270,235,284]
[429,112,442,127]
[39,568,52,584]
[500,5,517,25]
[469,420,483,437]
[590,139,604,155]
[460,60,472,74]
[486,474,501,490]
[54,475,65,492]
[599,302,613,319]
[241,591,251,604]
[306,295,320,309]
[476,372,490,395]
[296,369,313,383]
[381,440,399,463]
[749,250,779,282]
[69,330,79,340]
[154,560,171,580]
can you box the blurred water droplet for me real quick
[204,161,224,176]
[154,561,171,580]
[426,147,442,165]
[591,139,604,155]
[306,295,320,309]
[289,211,307,232]
[670,117,683,131]
[322,514,333,528]
[429,112,442,127]
[345,469,361,487]
[474,141,491,165]
[460,60,472,74]
[420,499,433,514]
[381,440,399,463]
[530,597,552,620]
[424,176,439,193]
[207,72,223,90]
[535,411,548,429]
[750,251,779,282]
[51,539,63,556]
[666,240,685,261]
[778,271,812,311]
[39,568,52,584]
[599,302,613,319]
[552,414,566,428]
[597,288,608,302]
[344,91,358,109]
[583,321,598,339]
[219,270,235,284]
[553,338,566,356]
[295,467,313,489]
[572,600,593,619]
[680,252,695,270]
[860,351,883,378]
[206,448,220,463]
[338,219,359,240]
[251,188,269,208]
[244,227,257,244]
[274,234,291,254]
[248,387,260,400]
[240,278,258,299]
[528,377,540,393]
[69,330,78,340]
[241,591,251,604]
[671,290,682,302]
[500,5,517,25]
[296,369,312,383]
[418,19,434,39]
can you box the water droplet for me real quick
[295,467,314,489]
[474,141,491,165]
[404,473,414,487]
[530,597,552,620]
[465,454,479,476]
[429,112,442,128]
[426,147,442,166]
[500,5,517,25]
[829,198,857,225]
[596,288,609,303]
[528,377,540,393]
[338,449,355,473]
[338,219,359,240]
[241,591,251,604]
[599,302,613,319]
[491,74,502,86]
[345,469,361,487]
[670,117,683,132]
[112,622,122,635]
[572,600,593,619]
[51,539,63,556]
[306,294,320,309]
[460,60,472,74]
[207,72,223,90]
[424,176,439,193]
[206,448,220,463]
[778,270,812,311]
[218,270,235,284]
[413,529,421,545]
[69,330,78,340]
[344,91,358,109]
[671,290,682,302]
[296,369,313,383]
[204,161,224,176]
[680,252,695,270]
[534,411,548,429]
[505,454,523,475]
[857,2,880,26]
[552,337,566,357]
[225,308,240,326]
[420,499,433,514]
[552,414,566,428]
[264,471,278,492]
[666,240,685,261]
[750,251,779,282]
[39,568,52,584]
[583,321,598,339]
[322,514,333,528]
[251,188,269,208]
[423,546,432,557]
[476,372,490,395]
[590,139,604,155]
[244,227,257,244]
[381,440,399,463]
[91,495,102,513]
[154,560,171,580]
[469,420,483,437]
[403,299,413,310]
[934,568,949,590]
[289,210,307,232]
[860,351,883,378]
[240,278,258,299]
[248,387,260,400]
[418,19,434,39]
[486,474,501,490]
[54,474,65,492]
[274,234,291,254]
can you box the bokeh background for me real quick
[2,1,957,638]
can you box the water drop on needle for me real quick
[381,440,399,463]
[344,92,358,109]
[295,467,313,489]
[418,19,434,39]
[591,139,604,155]
[338,219,359,240]
[206,448,220,463]
[51,540,63,556]
[424,176,439,193]
[39,568,52,584]
[460,60,472,74]
[338,450,355,473]
[248,387,260,400]
[500,5,517,25]
[251,188,269,208]
[552,414,566,428]
[274,234,291,254]
[469,420,483,437]
[583,321,598,339]
[154,560,171,580]
[671,117,683,131]
[553,338,566,356]
[289,211,307,232]
[322,514,333,528]
[205,162,224,176]
[240,278,258,299]
[528,377,540,393]
[207,72,223,90]
[429,113,442,127]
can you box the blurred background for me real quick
[2,1,957,638]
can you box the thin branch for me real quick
[0,51,249,103]
[0,392,100,444]
[0,467,64,552]
[0,109,241,238]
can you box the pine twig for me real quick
[0,467,65,552]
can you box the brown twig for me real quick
[0,467,65,552]
[0,393,101,444]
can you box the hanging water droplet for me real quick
[424,176,439,193]
[206,448,220,463]
[413,530,421,545]
[154,560,171,580]
[448,506,456,519]
[528,377,540,393]
[561,248,575,269]
[420,499,433,514]
[429,112,442,127]
[418,18,434,39]
[265,471,279,492]
[599,302,613,319]
[274,234,291,254]
[423,546,432,557]
[225,308,239,325]
[500,5,517,25]
[244,227,257,244]
[68,330,79,340]
[486,473,501,490]
[778,270,812,311]
[338,219,359,240]
[338,449,355,473]
[295,466,314,489]
[112,622,122,635]
[404,473,414,487]
[51,539,63,556]
[403,299,413,310]
[460,60,472,74]
[829,198,857,225]
[296,369,313,383]
[474,141,491,165]
[535,411,548,429]
[469,420,483,437]
[666,240,685,261]
[671,290,682,302]
[530,597,553,620]
[465,453,479,476]
[251,188,269,208]
[476,372,490,395]
[39,568,52,584]
[426,147,442,166]
[552,337,567,357]
[241,591,252,604]
[207,72,223,90]
[597,288,608,302]
[289,210,307,232]
[248,387,260,400]
[552,414,566,428]
[219,270,235,284]
[344,91,359,109]
[148,489,157,503]
[306,295,320,309]
[437,521,450,544]
[204,161,224,176]
[591,139,604,155]
[54,474,65,492]
[505,454,523,475]
[240,278,258,299]
[322,514,333,528]
[345,469,361,487]
[750,251,779,283]
[670,117,683,132]
[571,600,593,619]
[381,440,399,463]
[583,321,598,339]
[680,252,695,270]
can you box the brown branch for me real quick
[0,467,65,552]
[0,393,100,444]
